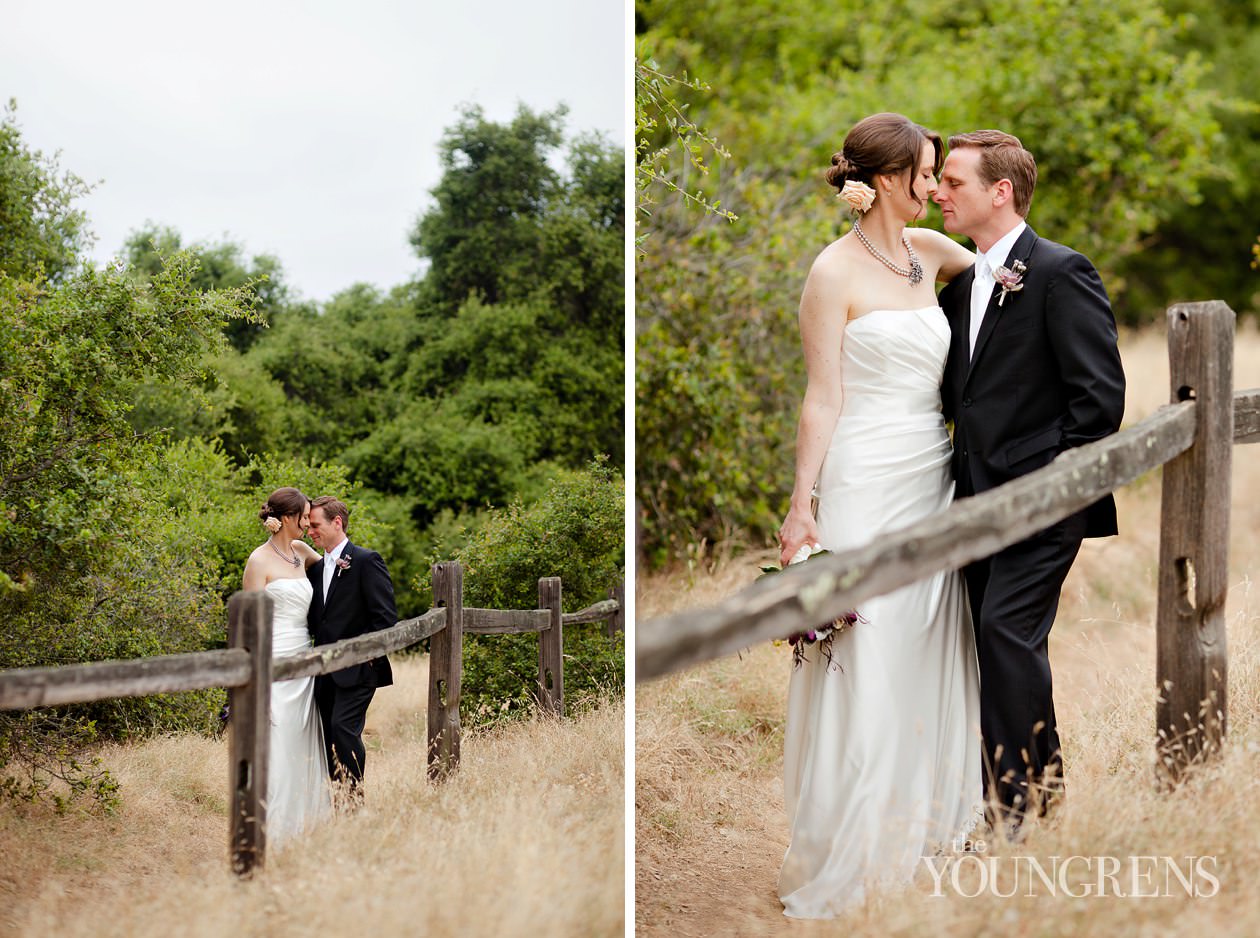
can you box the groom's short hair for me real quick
[948,130,1037,218]
[311,495,350,533]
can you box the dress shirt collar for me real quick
[323,537,348,564]
[977,221,1027,279]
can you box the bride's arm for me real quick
[911,228,975,283]
[293,540,321,568]
[777,253,850,567]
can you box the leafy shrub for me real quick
[415,460,624,723]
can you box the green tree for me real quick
[1113,0,1260,322]
[123,224,297,351]
[411,105,566,311]
[0,102,93,283]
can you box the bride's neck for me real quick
[855,211,906,253]
[271,532,294,550]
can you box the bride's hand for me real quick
[778,507,822,568]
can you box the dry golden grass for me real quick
[636,323,1260,935]
[0,658,624,938]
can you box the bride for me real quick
[241,487,332,843]
[775,112,982,917]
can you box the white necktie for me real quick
[968,258,993,359]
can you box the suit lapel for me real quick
[965,226,1038,386]
[323,541,353,612]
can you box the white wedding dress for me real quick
[779,306,983,918]
[265,577,332,843]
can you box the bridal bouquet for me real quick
[762,545,865,670]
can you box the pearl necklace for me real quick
[267,536,301,568]
[852,218,924,286]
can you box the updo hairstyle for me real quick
[259,487,308,523]
[825,112,943,208]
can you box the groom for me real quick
[306,495,395,798]
[934,131,1125,826]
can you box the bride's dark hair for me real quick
[826,112,943,207]
[259,487,309,522]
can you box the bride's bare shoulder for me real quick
[808,235,860,281]
[799,237,859,323]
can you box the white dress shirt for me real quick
[968,221,1027,359]
[322,537,348,601]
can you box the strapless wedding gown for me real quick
[265,577,332,843]
[779,307,982,918]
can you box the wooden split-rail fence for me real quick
[638,300,1259,789]
[0,562,624,876]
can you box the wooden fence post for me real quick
[428,562,463,780]
[606,580,625,639]
[538,577,563,716]
[1156,301,1234,785]
[227,591,272,877]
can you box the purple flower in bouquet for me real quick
[760,547,866,671]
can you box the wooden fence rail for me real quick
[637,301,1257,789]
[0,563,623,877]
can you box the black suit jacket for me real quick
[307,541,396,688]
[939,226,1125,538]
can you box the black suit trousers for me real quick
[964,508,1087,818]
[315,675,376,787]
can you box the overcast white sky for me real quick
[1,0,625,302]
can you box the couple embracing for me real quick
[775,113,1125,917]
[242,489,396,843]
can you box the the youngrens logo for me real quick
[921,849,1220,899]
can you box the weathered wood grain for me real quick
[561,598,621,627]
[636,400,1197,682]
[428,562,463,780]
[538,577,564,716]
[227,591,271,878]
[1156,302,1233,782]
[463,607,551,634]
[272,609,446,682]
[461,598,622,634]
[605,582,625,638]
[1235,387,1260,444]
[0,648,252,710]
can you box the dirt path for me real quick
[637,775,791,937]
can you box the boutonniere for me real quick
[993,259,1027,306]
[335,555,352,576]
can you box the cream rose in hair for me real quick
[838,178,876,213]
[263,516,282,533]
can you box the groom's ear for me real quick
[991,178,1015,208]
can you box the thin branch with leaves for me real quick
[635,59,738,235]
